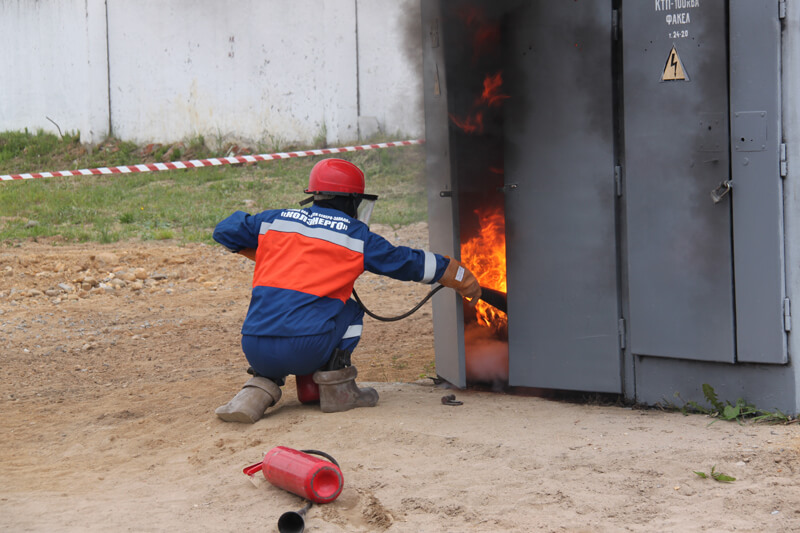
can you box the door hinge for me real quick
[784,298,792,332]
[779,0,787,20]
[612,10,619,40]
[614,166,623,197]
[780,143,787,178]
[618,317,627,350]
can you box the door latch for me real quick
[710,180,732,204]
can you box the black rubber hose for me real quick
[299,449,340,467]
[353,284,507,322]
[352,285,445,322]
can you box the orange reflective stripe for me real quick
[253,231,363,301]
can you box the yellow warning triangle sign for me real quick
[662,46,687,81]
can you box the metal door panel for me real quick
[622,1,735,362]
[504,0,621,392]
[422,0,465,387]
[729,0,786,364]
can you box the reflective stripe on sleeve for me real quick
[421,251,437,283]
[342,324,363,339]
[259,222,272,234]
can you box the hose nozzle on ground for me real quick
[278,501,312,533]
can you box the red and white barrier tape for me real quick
[0,139,425,182]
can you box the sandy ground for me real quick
[2,222,800,532]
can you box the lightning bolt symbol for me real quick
[670,50,679,77]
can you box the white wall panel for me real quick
[0,0,423,146]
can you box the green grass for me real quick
[0,130,428,245]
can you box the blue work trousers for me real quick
[241,299,364,381]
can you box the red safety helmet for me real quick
[305,158,367,196]
[301,158,378,222]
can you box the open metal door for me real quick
[422,0,465,388]
[504,0,621,392]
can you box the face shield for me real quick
[356,194,378,225]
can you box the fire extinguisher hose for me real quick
[299,449,340,467]
[353,283,508,322]
[352,285,445,322]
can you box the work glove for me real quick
[439,258,482,307]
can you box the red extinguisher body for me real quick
[296,374,320,404]
[244,446,343,504]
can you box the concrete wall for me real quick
[0,0,423,146]
[0,0,109,143]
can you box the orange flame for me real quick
[449,112,484,134]
[461,207,507,333]
[481,72,510,107]
[449,71,509,134]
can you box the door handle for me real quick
[710,180,732,204]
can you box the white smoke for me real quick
[464,323,509,387]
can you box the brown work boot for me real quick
[312,366,379,413]
[215,376,282,423]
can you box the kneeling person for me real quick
[212,158,480,422]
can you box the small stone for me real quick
[94,252,119,266]
[131,281,144,291]
[45,289,59,297]
[28,289,43,297]
[151,273,168,280]
[57,283,75,293]
[133,268,148,280]
[24,220,39,228]
[118,271,137,282]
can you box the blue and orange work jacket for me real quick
[213,205,450,337]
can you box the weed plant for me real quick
[0,130,427,245]
[673,384,794,424]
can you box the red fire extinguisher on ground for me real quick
[243,446,343,504]
[295,374,320,404]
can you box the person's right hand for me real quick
[439,258,482,307]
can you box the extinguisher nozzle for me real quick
[278,502,312,533]
[479,286,507,313]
